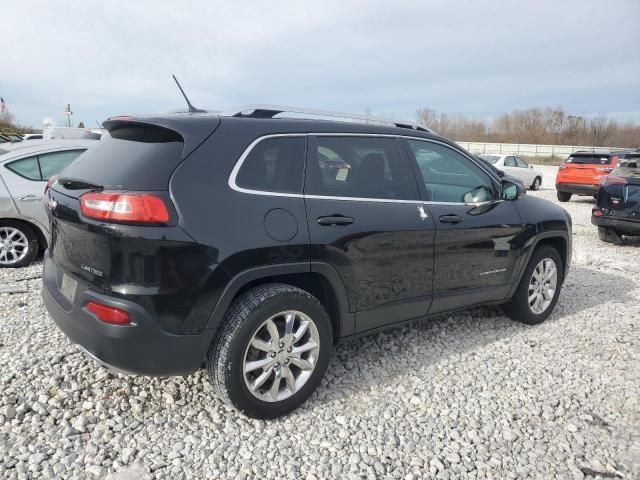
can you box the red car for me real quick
[555,150,629,202]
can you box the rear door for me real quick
[402,139,525,314]
[304,135,435,334]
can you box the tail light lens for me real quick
[596,166,614,173]
[80,192,170,224]
[592,208,604,217]
[86,301,130,325]
[559,164,568,170]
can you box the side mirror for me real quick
[501,180,521,201]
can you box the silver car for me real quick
[0,139,96,267]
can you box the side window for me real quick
[5,156,41,180]
[38,150,85,180]
[236,137,305,193]
[515,157,528,168]
[407,140,495,203]
[306,136,416,200]
[504,156,517,167]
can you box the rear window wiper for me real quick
[58,178,104,190]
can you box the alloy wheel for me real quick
[0,227,29,266]
[528,258,557,314]
[243,310,320,402]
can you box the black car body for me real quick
[592,154,640,242]
[42,109,572,417]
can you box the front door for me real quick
[304,135,435,333]
[403,139,525,314]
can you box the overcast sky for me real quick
[2,0,639,128]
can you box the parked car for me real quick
[592,154,640,243]
[475,155,526,193]
[42,107,572,418]
[22,133,44,140]
[478,154,543,190]
[555,150,637,202]
[0,139,96,267]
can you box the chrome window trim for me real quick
[228,133,501,206]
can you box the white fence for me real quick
[455,141,625,158]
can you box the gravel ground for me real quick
[1,166,638,479]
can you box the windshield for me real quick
[479,154,501,164]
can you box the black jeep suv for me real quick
[42,107,572,418]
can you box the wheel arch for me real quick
[204,262,354,342]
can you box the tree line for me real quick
[416,107,640,148]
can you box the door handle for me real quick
[317,215,354,226]
[18,195,43,202]
[438,214,463,224]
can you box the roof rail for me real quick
[221,104,435,133]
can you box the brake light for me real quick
[86,301,130,325]
[592,208,604,217]
[80,192,170,224]
[45,175,58,194]
[596,166,614,173]
[559,164,568,170]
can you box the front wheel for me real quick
[557,191,572,202]
[503,245,563,325]
[207,283,333,419]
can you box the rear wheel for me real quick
[530,177,541,191]
[598,227,623,244]
[207,283,333,419]
[503,245,563,325]
[557,191,572,202]
[0,221,39,268]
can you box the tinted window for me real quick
[236,137,305,193]
[504,156,516,167]
[306,136,416,200]
[566,154,611,165]
[515,157,528,168]
[39,150,85,180]
[5,156,41,180]
[407,140,495,203]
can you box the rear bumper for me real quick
[556,183,599,195]
[591,215,640,234]
[42,254,212,376]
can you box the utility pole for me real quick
[63,104,73,127]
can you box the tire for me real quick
[0,220,39,268]
[502,245,564,325]
[530,177,541,191]
[207,283,333,419]
[598,227,623,244]
[557,191,572,202]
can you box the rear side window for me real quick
[306,136,416,200]
[38,150,85,179]
[236,136,305,193]
[515,157,529,168]
[566,154,611,165]
[504,156,516,167]
[5,156,41,180]
[59,125,184,190]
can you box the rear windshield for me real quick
[479,155,501,164]
[58,125,184,190]
[565,153,611,165]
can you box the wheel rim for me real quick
[534,179,540,188]
[528,258,557,314]
[0,227,29,265]
[243,310,320,402]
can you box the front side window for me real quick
[407,140,495,203]
[236,136,305,193]
[38,150,85,179]
[306,136,416,200]
[5,156,41,180]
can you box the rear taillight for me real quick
[80,192,170,224]
[45,175,58,194]
[559,164,568,170]
[596,166,614,173]
[592,208,604,217]
[86,301,130,325]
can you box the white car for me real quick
[478,154,543,190]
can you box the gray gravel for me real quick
[1,170,638,479]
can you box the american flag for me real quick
[0,97,5,113]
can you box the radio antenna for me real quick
[172,75,205,113]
